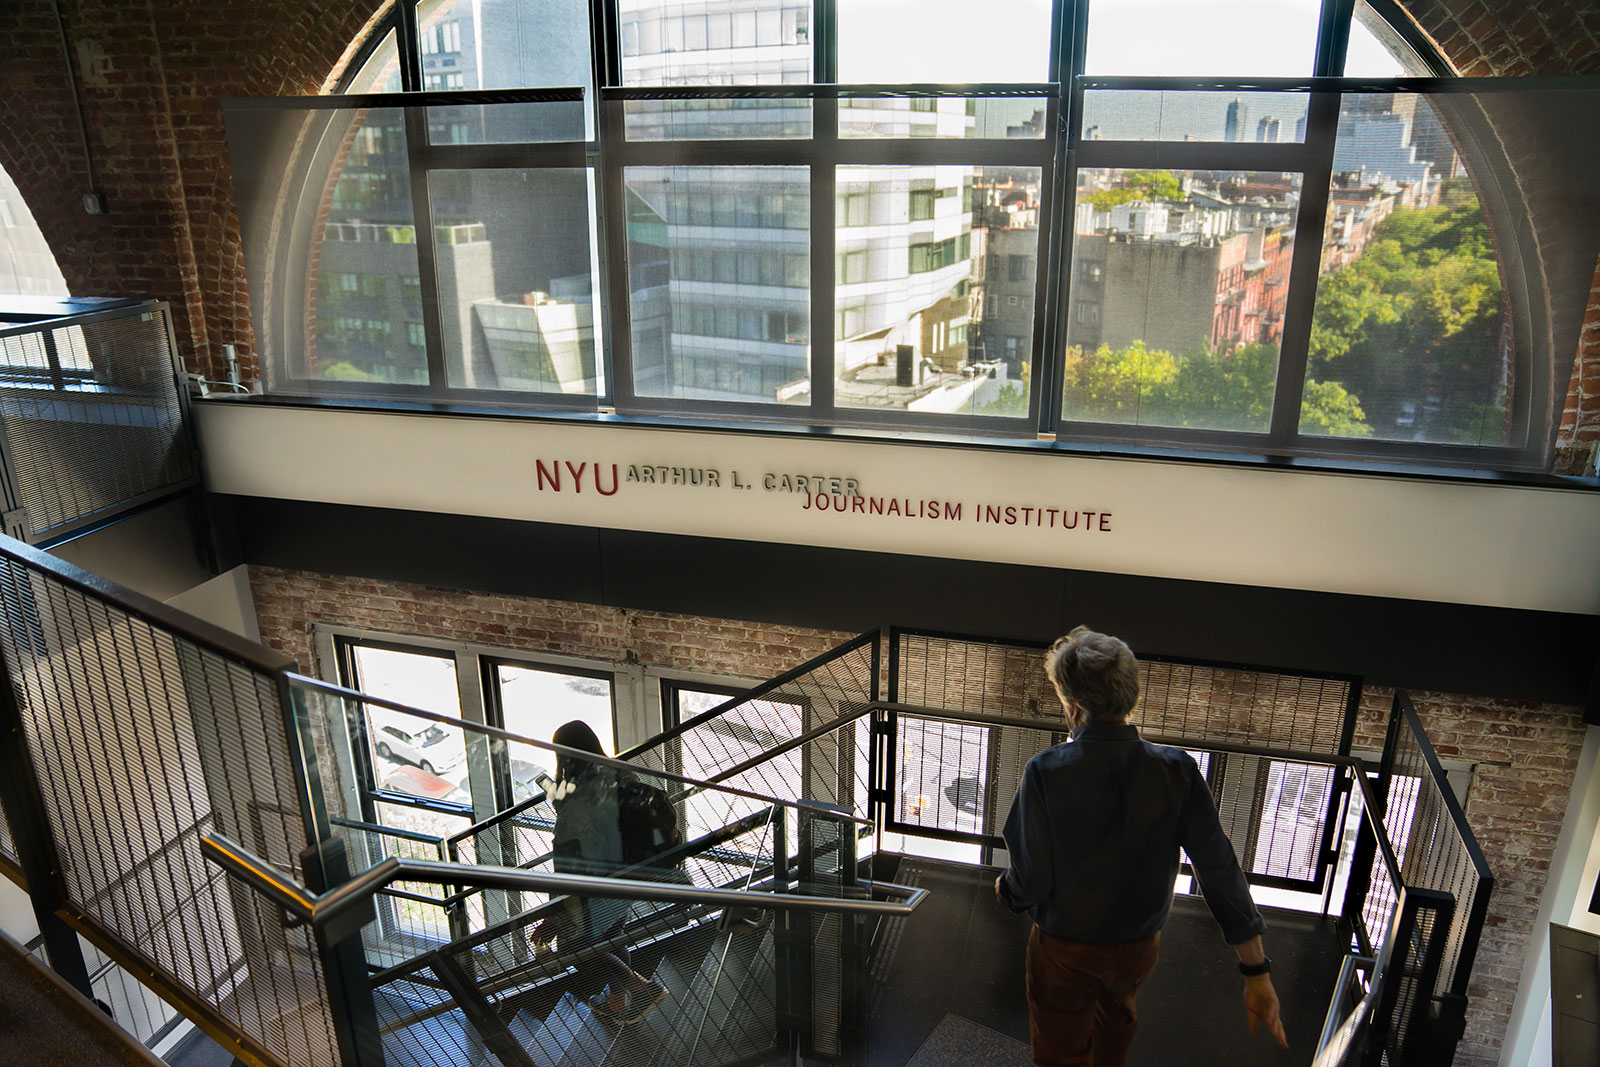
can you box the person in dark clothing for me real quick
[532,720,667,1025]
[995,627,1288,1066]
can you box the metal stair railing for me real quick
[0,531,348,1067]
[632,685,1472,1067]
[277,670,923,1066]
[202,831,926,1067]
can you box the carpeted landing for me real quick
[869,858,1346,1067]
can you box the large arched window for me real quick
[0,163,68,299]
[224,0,1599,474]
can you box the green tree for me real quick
[1085,169,1184,212]
[1306,189,1503,442]
[1061,341,1369,435]
[320,361,385,382]
[1060,340,1180,423]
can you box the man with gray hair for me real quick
[995,626,1288,1066]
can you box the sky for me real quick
[834,0,1406,83]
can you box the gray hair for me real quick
[1044,626,1139,723]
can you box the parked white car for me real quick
[370,717,466,777]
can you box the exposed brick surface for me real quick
[0,0,389,382]
[249,565,853,687]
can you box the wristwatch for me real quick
[1238,957,1272,977]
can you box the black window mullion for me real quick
[1029,92,1065,433]
[1313,0,1357,78]
[402,108,450,389]
[1040,0,1091,434]
[810,96,838,419]
[815,0,838,84]
[1042,73,1087,436]
[396,2,424,92]
[599,92,639,412]
[1266,89,1340,448]
[592,1,621,405]
[594,0,622,88]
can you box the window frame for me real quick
[318,626,653,820]
[298,0,1577,475]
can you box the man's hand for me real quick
[1243,974,1288,1049]
[994,874,1008,908]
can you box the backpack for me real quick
[618,778,684,871]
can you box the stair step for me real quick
[603,954,691,1067]
[652,924,776,1067]
[536,991,616,1067]
[696,926,776,1067]
[381,1006,492,1067]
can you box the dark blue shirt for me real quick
[997,723,1265,945]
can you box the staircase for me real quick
[379,920,778,1067]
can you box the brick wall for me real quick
[251,565,1589,1065]
[1351,686,1588,1067]
[0,0,387,383]
[249,564,853,688]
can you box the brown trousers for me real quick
[1025,925,1162,1067]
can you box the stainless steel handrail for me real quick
[201,833,927,928]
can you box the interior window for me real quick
[343,641,470,806]
[0,164,68,299]
[492,661,617,754]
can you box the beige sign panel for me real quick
[195,403,1600,614]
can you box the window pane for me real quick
[839,94,1050,140]
[836,166,1034,419]
[416,0,595,137]
[429,168,602,397]
[495,664,615,755]
[1080,89,1308,144]
[1345,1,1430,77]
[351,645,469,800]
[1084,0,1322,77]
[618,1,812,140]
[1302,94,1510,445]
[370,802,469,943]
[1062,168,1303,433]
[0,164,68,298]
[424,98,585,146]
[621,0,812,85]
[312,109,427,386]
[838,0,1051,83]
[346,27,403,93]
[623,94,813,140]
[674,688,801,840]
[353,646,461,709]
[627,166,810,405]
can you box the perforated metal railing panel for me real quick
[894,631,1357,754]
[1385,696,1490,1002]
[625,632,878,809]
[0,795,15,869]
[0,554,338,1066]
[0,307,193,541]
